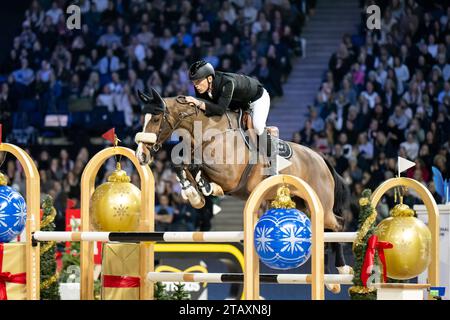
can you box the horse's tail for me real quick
[323,157,351,225]
[0,151,6,168]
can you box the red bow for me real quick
[361,235,393,287]
[102,275,140,288]
[0,243,27,300]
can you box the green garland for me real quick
[349,189,377,300]
[350,189,408,300]
[154,282,190,300]
[40,196,61,300]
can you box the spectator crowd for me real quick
[3,0,449,234]
[295,0,450,230]
[0,0,311,233]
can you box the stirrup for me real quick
[196,171,212,196]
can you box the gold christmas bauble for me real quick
[375,203,431,280]
[90,164,141,231]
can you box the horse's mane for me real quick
[163,95,232,117]
[164,95,209,104]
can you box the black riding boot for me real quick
[258,130,278,176]
[256,130,272,160]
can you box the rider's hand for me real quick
[185,96,200,106]
[185,96,206,110]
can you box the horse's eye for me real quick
[152,117,160,123]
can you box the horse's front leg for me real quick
[194,169,224,197]
[174,165,205,209]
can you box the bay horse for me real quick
[134,88,353,292]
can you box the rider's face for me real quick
[193,77,210,94]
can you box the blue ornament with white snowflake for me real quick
[254,186,312,270]
[0,174,27,242]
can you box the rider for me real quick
[184,60,272,196]
[185,60,271,136]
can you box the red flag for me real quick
[66,199,76,209]
[102,128,116,144]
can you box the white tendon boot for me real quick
[325,265,354,294]
[176,172,203,207]
[196,170,213,196]
[336,265,354,275]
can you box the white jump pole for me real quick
[147,272,354,285]
[33,231,355,243]
[324,232,356,242]
[32,231,245,243]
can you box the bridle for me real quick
[144,96,201,154]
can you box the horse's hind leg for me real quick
[295,198,351,293]
[331,242,354,275]
[324,244,332,276]
[325,222,354,293]
[0,151,6,167]
[331,242,346,267]
[324,234,341,294]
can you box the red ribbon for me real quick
[102,275,140,288]
[0,243,27,300]
[361,235,393,287]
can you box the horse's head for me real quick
[135,88,171,165]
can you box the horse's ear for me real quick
[151,88,163,104]
[137,90,153,104]
[150,87,166,113]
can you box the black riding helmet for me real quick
[189,60,215,80]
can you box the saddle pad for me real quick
[276,138,293,159]
[244,136,293,159]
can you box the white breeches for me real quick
[249,88,270,135]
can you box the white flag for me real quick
[276,155,292,174]
[398,156,415,176]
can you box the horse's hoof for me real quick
[337,265,354,275]
[211,183,224,196]
[191,199,206,209]
[188,192,200,203]
[180,189,189,200]
[185,186,204,208]
[325,283,341,294]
